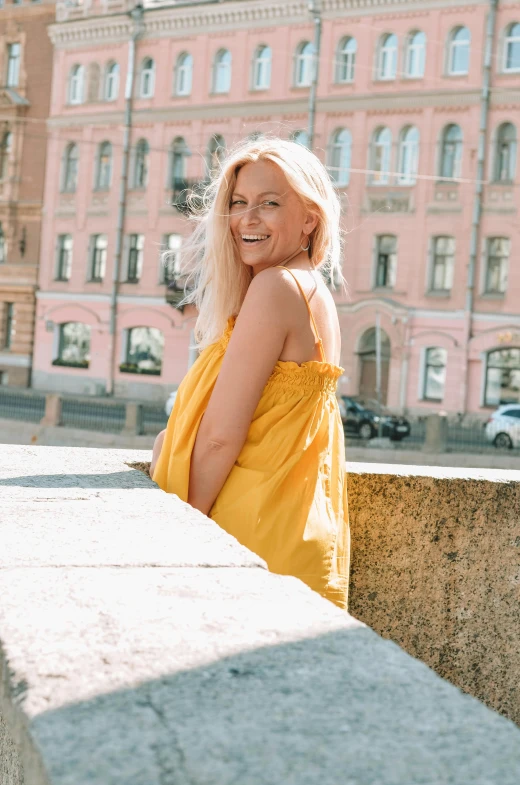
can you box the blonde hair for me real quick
[168,136,345,350]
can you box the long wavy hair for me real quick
[168,136,345,350]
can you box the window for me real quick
[503,22,520,72]
[139,57,155,98]
[174,52,193,96]
[0,224,6,263]
[397,126,419,184]
[68,64,84,105]
[126,234,144,283]
[485,348,520,406]
[252,45,271,90]
[132,139,149,189]
[447,27,470,75]
[3,303,13,349]
[0,131,11,181]
[335,36,356,83]
[423,348,447,401]
[375,235,397,288]
[493,123,517,182]
[294,41,313,87]
[484,237,509,294]
[161,233,182,284]
[206,134,225,177]
[371,127,392,184]
[89,234,107,281]
[62,143,79,193]
[376,33,397,80]
[6,43,21,88]
[439,124,463,179]
[213,49,232,94]
[405,31,426,78]
[123,327,164,375]
[169,137,188,189]
[104,62,119,101]
[55,234,73,281]
[55,322,90,368]
[95,141,112,190]
[328,128,352,186]
[431,236,455,291]
[291,129,309,147]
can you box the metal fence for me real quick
[139,404,168,435]
[0,388,46,423]
[61,398,127,433]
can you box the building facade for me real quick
[33,0,520,414]
[0,0,55,388]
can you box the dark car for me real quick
[340,396,411,441]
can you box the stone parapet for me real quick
[1,446,520,784]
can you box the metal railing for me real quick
[139,404,168,435]
[61,398,126,433]
[0,388,46,423]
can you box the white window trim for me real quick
[502,26,520,73]
[447,31,470,76]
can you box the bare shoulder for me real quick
[240,266,300,323]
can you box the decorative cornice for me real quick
[50,0,490,48]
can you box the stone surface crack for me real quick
[140,692,196,785]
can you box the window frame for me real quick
[376,33,398,81]
[123,326,164,376]
[439,124,463,180]
[493,122,517,183]
[0,131,12,181]
[4,302,13,350]
[161,233,182,284]
[503,22,520,73]
[252,44,272,91]
[294,41,313,88]
[484,237,510,294]
[374,234,397,289]
[422,347,447,402]
[55,234,73,282]
[6,42,21,88]
[89,234,108,282]
[430,236,455,292]
[328,128,352,187]
[132,138,149,190]
[139,57,155,99]
[56,322,91,368]
[371,127,392,185]
[484,347,520,407]
[212,48,232,94]
[68,64,85,105]
[126,233,145,283]
[95,141,112,191]
[447,26,471,76]
[61,143,79,193]
[174,52,193,96]
[405,31,426,79]
[104,62,119,101]
[397,126,419,185]
[335,36,356,84]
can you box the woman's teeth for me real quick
[242,235,269,243]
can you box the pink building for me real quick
[33,0,520,415]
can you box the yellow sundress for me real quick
[153,267,350,609]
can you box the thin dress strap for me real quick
[274,266,326,363]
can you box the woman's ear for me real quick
[303,210,319,236]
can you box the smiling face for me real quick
[229,159,317,275]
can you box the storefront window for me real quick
[485,348,520,406]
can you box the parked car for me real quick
[340,396,411,441]
[484,404,520,449]
[165,390,178,417]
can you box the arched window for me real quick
[439,124,463,179]
[447,27,471,75]
[494,123,517,182]
[252,45,271,90]
[503,22,520,73]
[291,129,309,147]
[104,62,119,101]
[328,128,352,186]
[335,36,356,83]
[212,49,232,94]
[0,131,12,181]
[169,137,189,189]
[405,31,426,78]
[174,52,193,96]
[95,141,112,190]
[124,327,164,375]
[61,142,79,193]
[132,139,149,189]
[87,63,101,103]
[68,64,84,105]
[206,134,226,177]
[55,323,90,368]
[377,33,398,80]
[294,41,313,87]
[485,348,520,406]
[371,127,392,184]
[398,126,419,184]
[139,57,155,98]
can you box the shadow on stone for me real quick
[0,471,154,489]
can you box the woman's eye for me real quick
[230,200,245,206]
[262,201,279,207]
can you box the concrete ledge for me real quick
[1,446,520,784]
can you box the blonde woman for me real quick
[151,137,350,609]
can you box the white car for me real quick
[164,390,178,417]
[484,404,520,449]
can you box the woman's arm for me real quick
[188,268,292,516]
